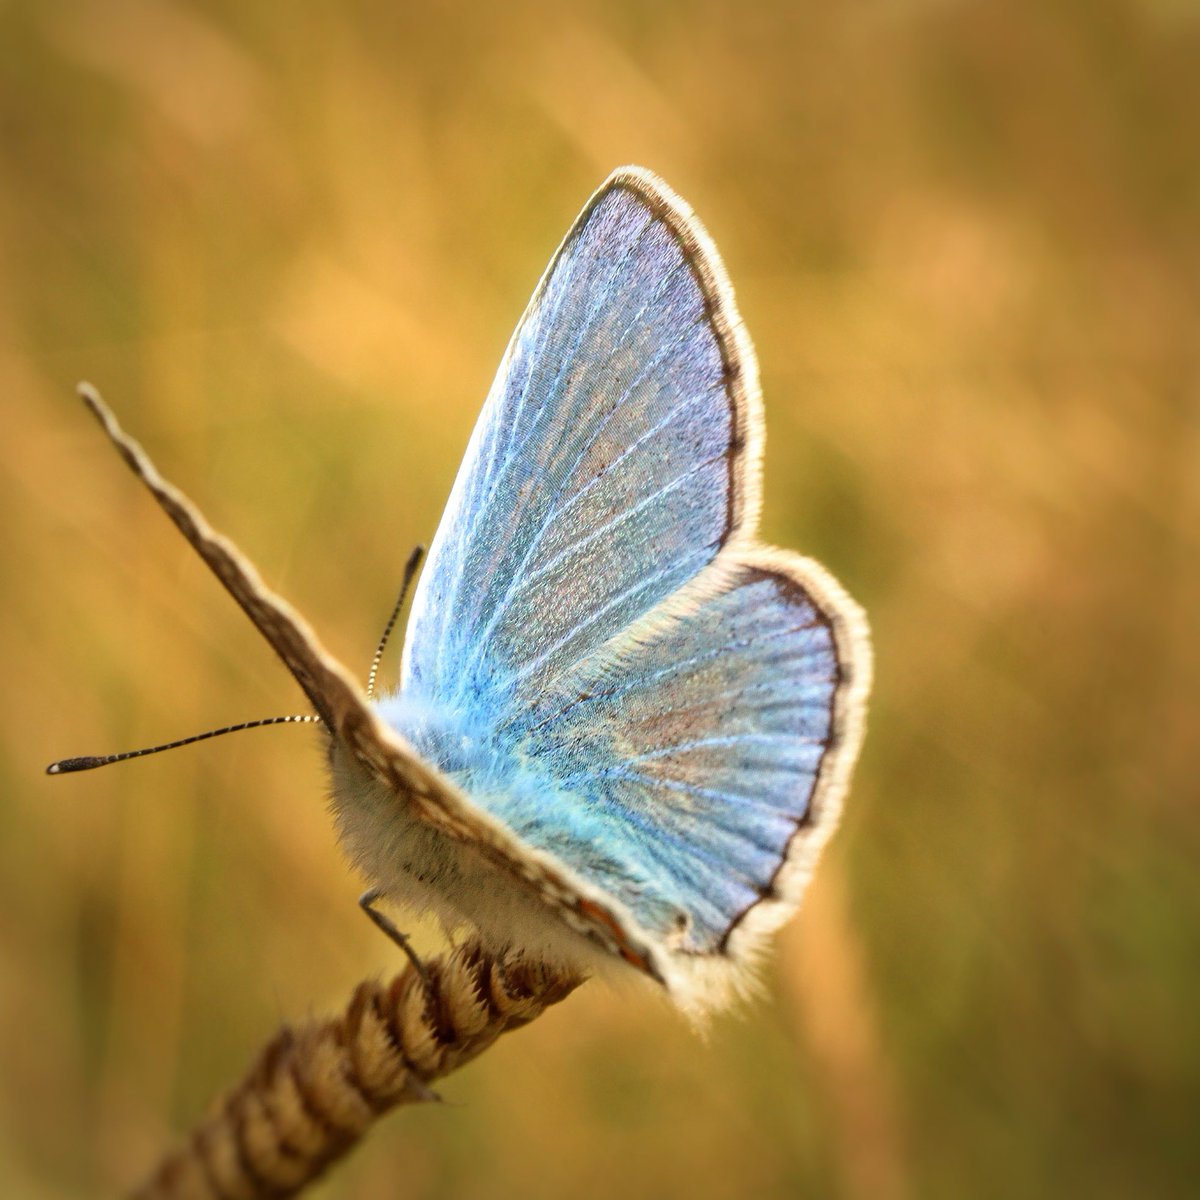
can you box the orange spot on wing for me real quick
[577,898,653,974]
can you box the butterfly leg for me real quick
[358,888,432,989]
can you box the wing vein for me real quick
[513,450,726,595]
[606,767,810,830]
[625,733,820,765]
[436,206,658,665]
[465,299,707,656]
[494,549,712,699]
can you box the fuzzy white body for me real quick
[329,743,622,984]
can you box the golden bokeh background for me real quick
[2,2,1197,1197]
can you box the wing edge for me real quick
[555,539,871,1015]
[667,544,872,1012]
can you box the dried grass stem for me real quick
[131,943,583,1199]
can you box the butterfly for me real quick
[68,167,871,1016]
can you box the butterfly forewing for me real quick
[402,172,755,717]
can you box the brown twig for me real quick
[129,942,584,1199]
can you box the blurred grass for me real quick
[2,1,1198,1197]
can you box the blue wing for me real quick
[400,169,758,716]
[378,168,869,974]
[496,554,858,954]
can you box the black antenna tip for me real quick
[47,756,106,775]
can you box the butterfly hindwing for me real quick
[511,549,869,965]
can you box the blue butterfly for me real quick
[73,167,871,1015]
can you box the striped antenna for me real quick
[366,544,425,700]
[46,714,321,775]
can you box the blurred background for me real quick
[2,1,1197,1197]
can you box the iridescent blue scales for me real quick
[381,564,842,956]
[404,183,746,706]
[75,167,871,1015]
[370,168,872,1003]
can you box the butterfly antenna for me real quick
[46,714,321,775]
[366,544,425,700]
